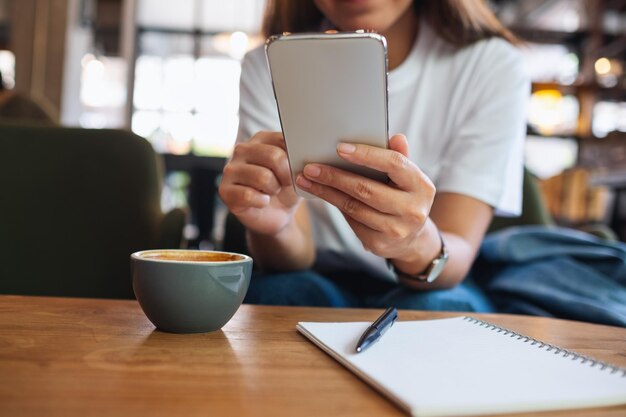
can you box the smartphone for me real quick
[265,32,389,198]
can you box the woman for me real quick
[218,0,529,311]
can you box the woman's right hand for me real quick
[219,131,302,236]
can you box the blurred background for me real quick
[1,0,625,248]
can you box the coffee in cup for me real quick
[131,249,252,333]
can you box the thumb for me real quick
[388,134,409,158]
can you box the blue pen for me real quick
[355,307,398,353]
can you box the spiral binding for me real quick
[462,316,626,377]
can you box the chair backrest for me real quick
[0,91,54,123]
[0,123,176,298]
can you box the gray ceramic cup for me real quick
[131,249,252,333]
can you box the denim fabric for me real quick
[244,270,357,307]
[473,226,626,327]
[480,226,626,266]
[244,269,495,312]
[244,226,626,325]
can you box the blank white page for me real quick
[297,317,626,417]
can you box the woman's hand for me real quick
[219,131,302,236]
[295,134,436,265]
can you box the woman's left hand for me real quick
[295,134,436,264]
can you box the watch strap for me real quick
[388,231,448,283]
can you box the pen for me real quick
[355,306,398,353]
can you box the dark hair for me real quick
[262,0,518,47]
[0,70,4,91]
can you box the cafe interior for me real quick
[2,0,626,274]
[1,0,626,415]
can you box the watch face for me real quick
[425,256,447,283]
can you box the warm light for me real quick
[595,58,612,75]
[533,89,562,102]
[528,89,568,136]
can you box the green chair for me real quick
[488,168,617,240]
[487,168,554,233]
[0,123,186,299]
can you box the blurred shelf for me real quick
[137,26,220,37]
[531,81,626,98]
[510,27,626,45]
[604,0,626,11]
[526,126,580,139]
[590,169,626,188]
[531,81,584,95]
[595,85,626,99]
[509,27,591,44]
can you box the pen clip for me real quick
[355,307,398,353]
[373,306,398,331]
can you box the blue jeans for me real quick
[472,226,626,327]
[244,270,494,312]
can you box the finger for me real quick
[343,216,392,257]
[232,142,292,187]
[223,162,281,195]
[388,133,409,157]
[219,183,271,210]
[336,138,421,190]
[248,131,286,148]
[296,173,394,232]
[300,163,404,214]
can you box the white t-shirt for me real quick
[237,22,530,281]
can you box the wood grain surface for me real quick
[1,295,625,417]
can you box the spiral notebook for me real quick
[297,316,626,417]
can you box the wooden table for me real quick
[1,295,625,417]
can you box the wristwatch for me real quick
[390,232,449,283]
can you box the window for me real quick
[131,0,266,157]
